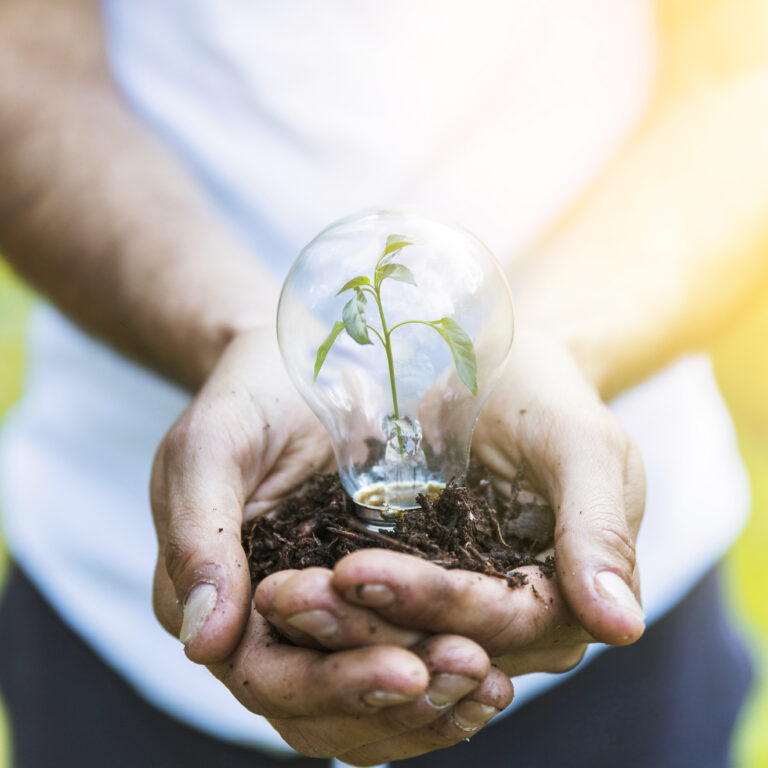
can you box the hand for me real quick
[209,615,513,764]
[150,327,333,662]
[256,554,587,679]
[472,330,646,646]
[256,331,645,675]
[149,328,513,763]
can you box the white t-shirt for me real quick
[0,0,750,755]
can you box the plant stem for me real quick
[388,318,434,335]
[366,325,386,346]
[374,285,400,420]
[372,285,407,457]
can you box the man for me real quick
[0,0,764,765]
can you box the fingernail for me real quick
[285,610,338,639]
[399,629,428,648]
[362,690,417,708]
[594,571,645,621]
[344,584,396,607]
[180,583,217,646]
[425,674,478,708]
[453,702,500,731]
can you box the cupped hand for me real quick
[257,553,587,678]
[257,331,645,675]
[149,328,513,762]
[210,615,512,764]
[150,327,334,663]
[472,330,646,646]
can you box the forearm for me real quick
[509,68,768,400]
[0,0,276,389]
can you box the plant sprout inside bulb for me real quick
[277,210,514,525]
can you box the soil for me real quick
[242,461,556,590]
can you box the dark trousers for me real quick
[0,564,753,768]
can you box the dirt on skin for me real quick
[242,461,556,589]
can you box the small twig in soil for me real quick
[489,509,509,548]
[327,522,428,559]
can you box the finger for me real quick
[150,422,257,665]
[339,666,513,766]
[552,429,646,646]
[252,569,325,648]
[243,421,333,519]
[256,567,426,650]
[210,611,430,720]
[267,633,491,759]
[152,554,182,635]
[491,642,588,677]
[333,549,590,656]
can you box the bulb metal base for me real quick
[353,480,444,527]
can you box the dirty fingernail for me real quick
[345,584,396,607]
[594,571,645,621]
[285,610,338,639]
[180,583,218,646]
[425,674,478,708]
[453,702,500,731]
[362,690,416,708]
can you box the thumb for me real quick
[552,433,646,646]
[151,430,253,665]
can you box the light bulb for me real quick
[277,209,514,524]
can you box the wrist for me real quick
[159,239,281,389]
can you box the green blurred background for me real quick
[0,257,766,765]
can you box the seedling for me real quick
[313,235,478,430]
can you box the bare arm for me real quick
[0,0,275,388]
[510,0,768,400]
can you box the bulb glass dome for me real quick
[277,209,514,524]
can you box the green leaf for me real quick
[383,234,413,258]
[376,262,417,288]
[313,321,345,383]
[429,317,478,395]
[336,275,371,295]
[342,288,373,346]
[377,234,414,269]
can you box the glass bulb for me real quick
[277,209,514,524]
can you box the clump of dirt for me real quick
[242,462,556,589]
